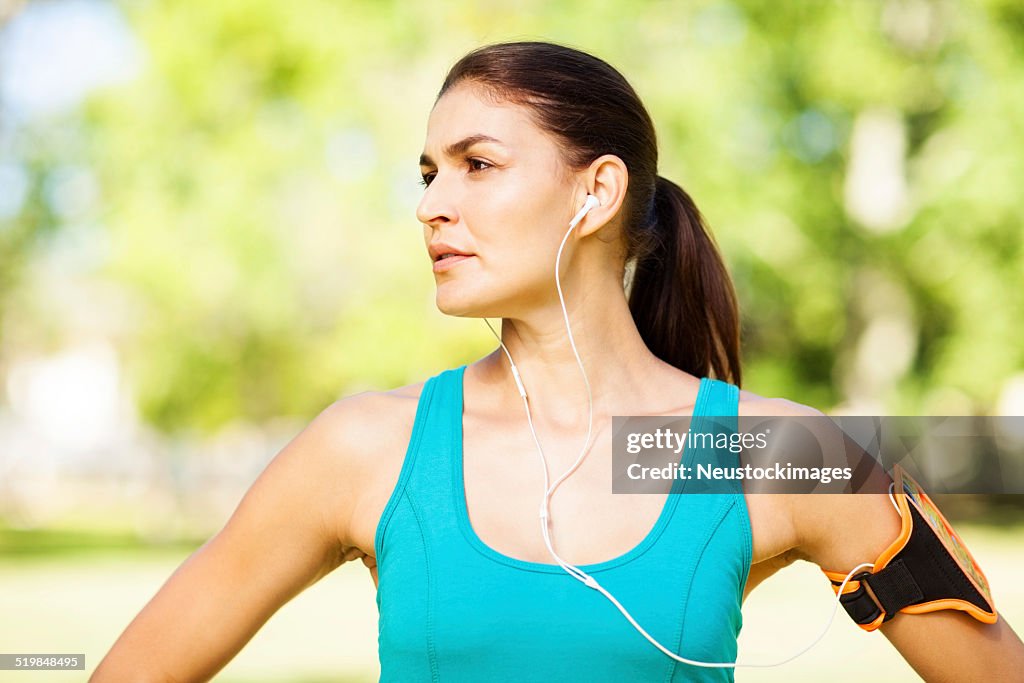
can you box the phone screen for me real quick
[900,473,993,606]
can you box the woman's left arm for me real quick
[784,432,1024,681]
[744,394,1024,680]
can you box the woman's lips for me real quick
[433,254,473,273]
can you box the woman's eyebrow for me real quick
[419,134,503,166]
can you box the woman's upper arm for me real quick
[90,394,381,683]
[743,394,1024,679]
[793,488,1024,681]
[777,406,1024,681]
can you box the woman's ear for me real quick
[575,154,628,237]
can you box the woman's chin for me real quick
[435,291,478,318]
[434,289,505,319]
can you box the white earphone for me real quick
[568,193,601,231]
[481,193,866,670]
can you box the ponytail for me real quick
[628,176,742,386]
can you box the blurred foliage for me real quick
[0,524,204,559]
[1,0,1023,434]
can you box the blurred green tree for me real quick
[4,0,1021,433]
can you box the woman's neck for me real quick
[483,277,669,428]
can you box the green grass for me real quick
[0,526,205,559]
[0,551,380,682]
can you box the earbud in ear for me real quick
[568,194,601,231]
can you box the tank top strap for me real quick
[404,365,466,503]
[700,377,740,425]
[671,376,741,497]
[374,366,465,558]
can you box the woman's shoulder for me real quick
[313,377,435,552]
[317,380,428,465]
[733,386,900,570]
[736,387,825,418]
[733,386,832,569]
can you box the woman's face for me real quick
[417,83,580,318]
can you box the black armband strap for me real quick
[822,466,997,632]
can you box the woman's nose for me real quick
[415,176,458,227]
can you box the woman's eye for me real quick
[419,159,490,188]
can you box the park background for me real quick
[1,0,1023,680]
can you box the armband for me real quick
[822,466,997,631]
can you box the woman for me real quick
[93,41,1024,682]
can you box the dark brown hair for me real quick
[438,41,741,385]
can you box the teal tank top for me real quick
[375,365,752,682]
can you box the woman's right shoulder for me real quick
[316,379,428,468]
[312,379,430,551]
